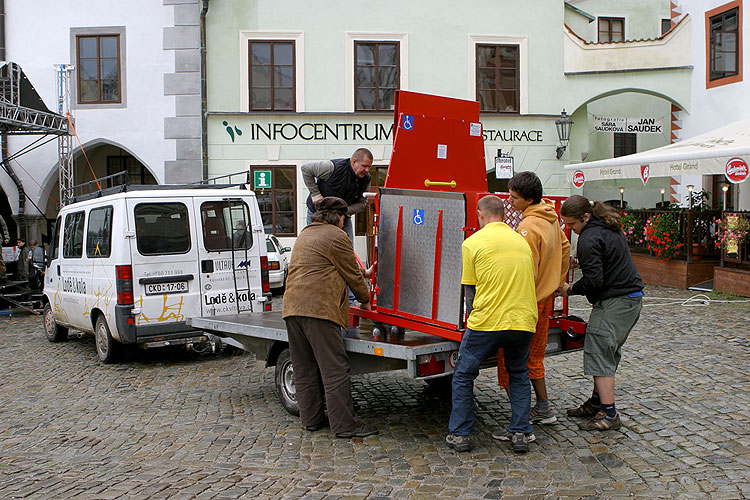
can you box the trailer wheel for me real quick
[95,315,118,364]
[274,348,299,416]
[43,303,68,342]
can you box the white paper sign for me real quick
[495,157,514,179]
[437,144,447,159]
[469,122,482,137]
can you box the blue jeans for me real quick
[449,329,533,436]
[307,208,355,304]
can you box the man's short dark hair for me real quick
[352,148,373,162]
[508,171,543,205]
[477,195,505,218]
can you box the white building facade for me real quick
[1,0,204,241]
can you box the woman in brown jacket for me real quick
[282,196,378,438]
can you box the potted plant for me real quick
[715,214,750,260]
[687,190,711,257]
[620,210,645,247]
[643,213,683,262]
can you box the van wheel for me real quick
[43,303,68,342]
[95,315,118,364]
[274,348,299,416]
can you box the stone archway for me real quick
[41,138,159,218]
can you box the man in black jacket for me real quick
[560,195,644,431]
[301,148,373,243]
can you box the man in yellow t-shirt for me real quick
[445,195,537,454]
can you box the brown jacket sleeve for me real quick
[328,232,370,303]
[559,226,571,287]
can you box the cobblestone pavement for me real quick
[0,285,748,499]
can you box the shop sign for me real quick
[253,170,272,189]
[572,170,585,188]
[592,116,663,134]
[725,157,748,183]
[495,156,514,179]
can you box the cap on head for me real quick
[314,196,348,214]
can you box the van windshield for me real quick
[135,203,191,255]
[201,200,253,252]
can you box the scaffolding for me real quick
[55,64,74,206]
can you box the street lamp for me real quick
[555,110,573,159]
[619,187,625,208]
[686,184,694,210]
[722,183,729,211]
[660,188,665,207]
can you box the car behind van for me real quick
[42,186,270,363]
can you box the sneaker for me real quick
[334,423,378,438]
[530,406,558,424]
[491,427,536,443]
[578,411,622,431]
[445,433,471,452]
[566,399,600,418]
[511,432,530,453]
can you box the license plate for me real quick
[145,281,188,295]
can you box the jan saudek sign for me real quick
[592,116,664,134]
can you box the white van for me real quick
[42,186,270,363]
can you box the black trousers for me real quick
[284,316,360,433]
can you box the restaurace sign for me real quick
[592,116,664,134]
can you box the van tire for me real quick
[43,303,68,342]
[95,315,118,364]
[274,348,299,416]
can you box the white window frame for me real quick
[239,31,305,112]
[468,35,528,115]
[345,32,409,113]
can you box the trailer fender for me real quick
[265,340,289,368]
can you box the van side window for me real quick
[201,200,253,252]
[50,216,62,261]
[63,211,86,258]
[134,203,190,255]
[86,206,113,258]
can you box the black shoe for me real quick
[445,433,471,452]
[304,420,329,432]
[567,399,600,418]
[335,423,378,438]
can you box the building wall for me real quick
[206,0,685,250]
[678,0,749,209]
[1,0,204,241]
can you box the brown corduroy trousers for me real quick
[284,316,360,434]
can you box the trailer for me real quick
[189,90,587,415]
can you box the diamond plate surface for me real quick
[378,189,465,326]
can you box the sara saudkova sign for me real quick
[725,157,748,183]
[572,170,585,188]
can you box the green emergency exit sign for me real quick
[253,170,272,189]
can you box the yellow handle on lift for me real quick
[424,179,457,188]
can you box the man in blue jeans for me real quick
[446,195,538,454]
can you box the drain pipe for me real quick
[200,0,209,180]
[0,0,26,239]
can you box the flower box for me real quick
[631,253,717,289]
[714,267,750,297]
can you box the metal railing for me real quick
[620,208,724,261]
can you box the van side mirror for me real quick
[283,247,291,253]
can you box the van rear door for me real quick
[193,196,264,315]
[127,199,202,332]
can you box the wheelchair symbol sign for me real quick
[413,209,424,225]
[402,114,414,130]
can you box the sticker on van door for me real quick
[203,290,256,315]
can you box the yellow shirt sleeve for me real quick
[461,241,477,285]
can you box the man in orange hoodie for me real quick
[493,172,570,441]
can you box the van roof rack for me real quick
[67,171,251,204]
